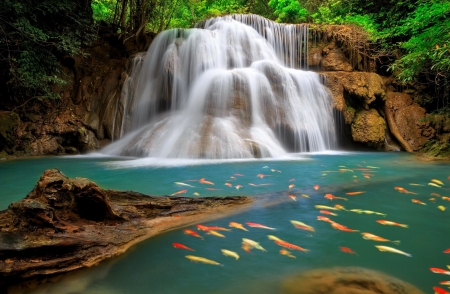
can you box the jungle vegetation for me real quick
[0,0,449,113]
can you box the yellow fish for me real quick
[290,220,315,232]
[193,192,200,196]
[207,230,225,238]
[242,238,266,252]
[229,222,248,231]
[185,255,222,266]
[221,249,239,260]
[429,183,442,188]
[280,249,296,258]
[409,183,424,186]
[301,194,310,198]
[314,205,339,210]
[374,246,412,257]
[432,179,444,186]
[267,235,283,241]
[438,205,446,211]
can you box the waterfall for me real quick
[102,14,336,159]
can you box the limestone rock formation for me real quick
[351,108,386,149]
[0,169,251,290]
[385,92,435,152]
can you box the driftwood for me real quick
[0,169,251,290]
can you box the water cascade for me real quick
[103,14,337,159]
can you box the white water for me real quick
[102,14,336,159]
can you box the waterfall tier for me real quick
[102,14,336,159]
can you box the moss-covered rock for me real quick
[351,108,386,149]
[0,111,20,154]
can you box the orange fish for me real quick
[183,229,204,239]
[376,220,408,228]
[345,191,365,195]
[242,243,252,253]
[289,184,295,189]
[331,222,359,232]
[317,216,333,222]
[431,193,442,197]
[246,222,276,230]
[280,249,296,258]
[196,224,231,231]
[339,246,358,255]
[439,281,450,286]
[173,242,195,251]
[433,286,450,294]
[199,178,214,185]
[431,268,450,275]
[324,194,348,201]
[314,185,320,190]
[274,240,309,252]
[257,174,267,178]
[235,184,242,190]
[229,222,248,231]
[394,186,416,194]
[289,195,297,201]
[412,199,426,205]
[442,197,450,201]
[443,248,450,253]
[334,204,347,210]
[224,182,232,187]
[170,189,187,196]
[361,232,400,244]
[320,210,337,216]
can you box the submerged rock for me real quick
[280,267,424,294]
[0,169,251,290]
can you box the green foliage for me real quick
[0,0,94,102]
[92,0,116,22]
[268,0,309,23]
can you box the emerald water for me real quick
[1,152,449,293]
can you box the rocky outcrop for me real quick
[0,169,251,289]
[351,108,386,149]
[384,92,435,151]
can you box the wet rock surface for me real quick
[0,169,251,289]
[280,267,424,294]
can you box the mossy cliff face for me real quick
[351,109,386,149]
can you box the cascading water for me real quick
[102,14,337,159]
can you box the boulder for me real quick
[351,108,386,149]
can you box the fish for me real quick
[207,230,225,238]
[241,243,252,253]
[257,174,266,178]
[334,204,347,211]
[315,205,339,210]
[438,205,446,211]
[350,209,387,217]
[443,248,450,253]
[288,184,295,189]
[274,239,309,252]
[196,224,231,231]
[439,281,450,286]
[246,222,276,230]
[234,173,244,176]
[431,268,450,275]
[433,286,450,294]
[361,232,400,244]
[205,188,221,190]
[230,176,236,180]
[366,166,379,169]
[431,193,442,197]
[280,249,296,258]
[376,220,408,228]
[317,216,333,222]
[429,183,442,188]
[324,193,348,201]
[375,245,412,257]
[290,220,315,232]
[331,222,359,232]
[442,197,450,201]
[248,183,258,187]
[301,194,310,198]
[221,249,239,260]
[339,168,354,172]
[173,242,195,251]
[409,183,424,186]
[271,169,281,173]
[235,184,242,190]
[183,229,204,239]
[339,246,358,255]
[229,222,248,231]
[345,191,365,195]
[267,235,283,241]
[242,238,267,252]
[199,178,214,185]
[224,182,232,187]
[185,255,222,266]
[193,192,200,196]
[432,179,445,185]
[314,184,320,190]
[170,189,187,196]
[288,195,297,201]
[320,210,337,216]
[174,182,195,188]
[412,199,427,205]
[289,178,295,182]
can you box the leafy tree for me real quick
[268,0,309,23]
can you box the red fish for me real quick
[289,195,297,201]
[172,242,195,251]
[196,224,231,231]
[339,246,358,255]
[257,174,268,178]
[235,184,242,190]
[317,216,333,222]
[324,194,348,201]
[224,182,232,187]
[289,184,295,189]
[170,189,187,196]
[412,199,426,205]
[274,240,309,252]
[434,286,450,294]
[320,210,337,216]
[331,222,359,232]
[443,248,450,253]
[431,268,450,275]
[345,191,365,195]
[246,222,276,230]
[314,185,320,190]
[184,229,204,239]
[199,178,214,185]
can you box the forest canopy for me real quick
[0,0,449,112]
